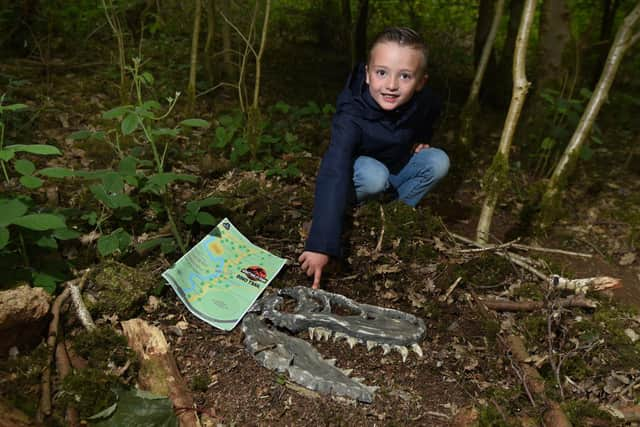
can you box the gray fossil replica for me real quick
[241,286,426,402]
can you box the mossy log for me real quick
[121,318,201,427]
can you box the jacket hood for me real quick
[336,63,423,125]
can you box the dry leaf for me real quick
[619,252,636,266]
[375,264,401,274]
[381,290,399,301]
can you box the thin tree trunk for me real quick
[221,0,234,80]
[251,0,270,108]
[187,0,203,113]
[539,1,640,226]
[473,0,497,68]
[341,0,353,68]
[101,0,128,103]
[476,0,537,243]
[536,0,572,90]
[466,0,505,109]
[204,0,216,85]
[353,0,369,66]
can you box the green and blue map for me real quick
[162,218,286,331]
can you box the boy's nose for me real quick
[386,78,399,91]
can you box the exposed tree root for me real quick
[481,295,597,311]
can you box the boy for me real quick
[299,27,449,289]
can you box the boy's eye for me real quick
[375,69,386,77]
[400,73,412,80]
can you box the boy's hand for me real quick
[413,143,430,153]
[298,251,329,289]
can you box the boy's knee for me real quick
[354,157,390,196]
[417,148,449,180]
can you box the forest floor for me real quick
[1,45,640,426]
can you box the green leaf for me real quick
[89,387,178,427]
[121,113,139,135]
[36,235,58,249]
[69,130,94,140]
[4,144,61,156]
[1,103,28,112]
[0,227,9,250]
[12,213,66,230]
[38,167,75,178]
[0,149,15,161]
[19,175,44,189]
[0,199,28,226]
[196,211,217,225]
[52,228,81,240]
[180,118,210,128]
[140,72,154,85]
[97,229,131,256]
[142,173,197,193]
[33,272,57,293]
[135,237,173,253]
[186,196,223,212]
[142,100,161,111]
[102,172,124,194]
[14,159,36,176]
[102,105,132,119]
[151,128,179,138]
[273,101,290,114]
[118,156,137,176]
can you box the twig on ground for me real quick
[37,269,91,423]
[375,205,385,253]
[55,341,79,427]
[439,277,462,302]
[69,284,96,331]
[553,275,622,293]
[510,243,592,258]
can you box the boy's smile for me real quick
[365,42,427,111]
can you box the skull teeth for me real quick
[326,358,337,366]
[382,344,391,355]
[412,343,423,358]
[394,345,409,362]
[346,336,360,349]
[366,340,377,351]
[341,368,353,376]
[333,331,347,342]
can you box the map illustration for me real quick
[162,218,286,331]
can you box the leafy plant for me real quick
[71,58,209,256]
[533,88,603,178]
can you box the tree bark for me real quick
[536,0,572,90]
[466,0,505,110]
[121,318,201,427]
[220,0,235,81]
[341,0,353,67]
[476,0,537,243]
[539,1,640,227]
[204,0,216,85]
[353,0,369,66]
[187,0,203,113]
[473,0,497,68]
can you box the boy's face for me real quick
[365,42,428,111]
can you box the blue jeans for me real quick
[353,148,449,207]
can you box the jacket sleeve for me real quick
[304,113,361,257]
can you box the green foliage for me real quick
[563,399,614,425]
[212,100,333,178]
[58,368,119,419]
[72,325,137,370]
[532,88,603,178]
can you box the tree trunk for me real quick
[121,319,202,427]
[221,0,235,81]
[341,0,353,68]
[459,0,505,148]
[592,0,621,85]
[101,0,128,103]
[352,0,369,66]
[473,0,498,68]
[536,0,572,90]
[486,0,524,108]
[466,0,505,110]
[204,0,216,85]
[187,0,203,113]
[539,1,640,227]
[476,0,537,243]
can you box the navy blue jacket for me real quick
[305,63,441,257]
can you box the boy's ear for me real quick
[416,73,428,91]
[365,65,370,85]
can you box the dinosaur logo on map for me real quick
[241,266,268,283]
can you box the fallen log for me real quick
[121,318,201,427]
